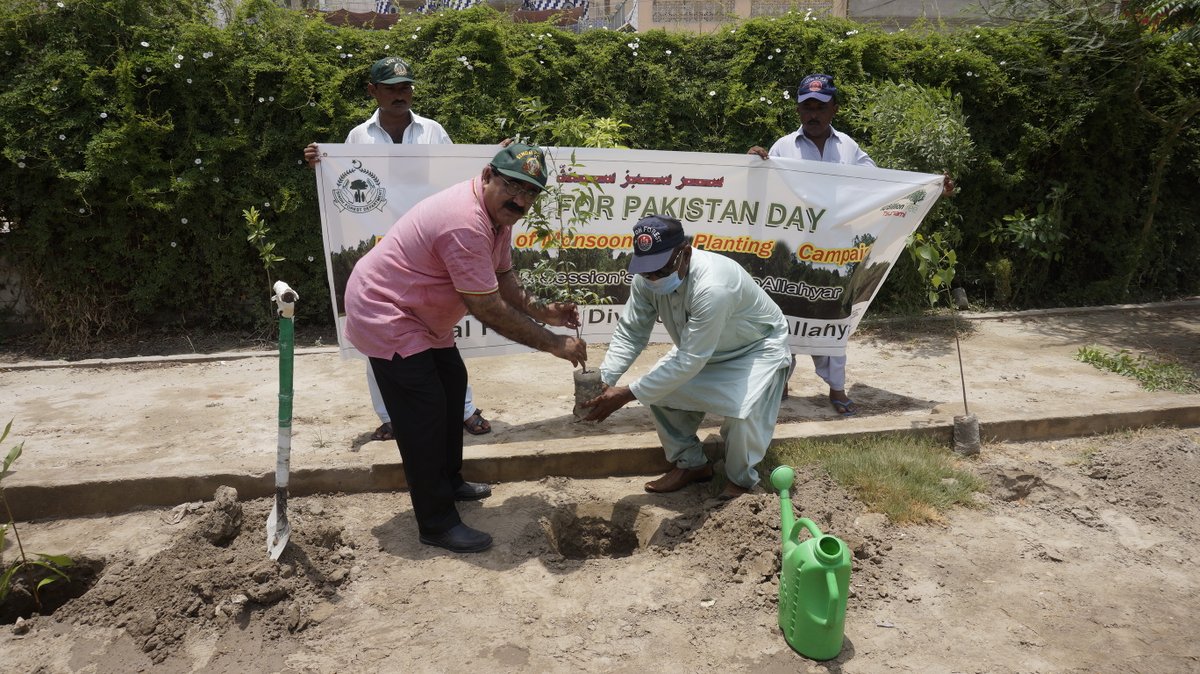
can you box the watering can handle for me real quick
[804,570,840,628]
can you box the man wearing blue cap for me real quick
[305,56,494,441]
[749,73,954,416]
[581,216,792,501]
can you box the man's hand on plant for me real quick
[582,384,635,422]
[542,302,581,329]
[552,335,587,368]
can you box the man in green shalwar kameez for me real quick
[582,215,792,500]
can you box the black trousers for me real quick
[369,347,468,536]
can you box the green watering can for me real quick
[771,465,851,661]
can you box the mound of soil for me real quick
[2,428,1198,672]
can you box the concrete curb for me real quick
[7,403,1198,521]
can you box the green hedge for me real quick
[2,0,1198,345]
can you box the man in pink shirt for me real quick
[344,143,587,553]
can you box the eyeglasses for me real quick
[644,247,684,279]
[493,172,543,200]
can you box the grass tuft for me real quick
[1075,345,1199,393]
[765,433,985,524]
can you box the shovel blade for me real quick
[266,489,290,560]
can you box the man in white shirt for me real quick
[305,56,491,440]
[749,73,953,417]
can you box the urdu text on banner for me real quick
[314,144,943,360]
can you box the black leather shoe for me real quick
[419,523,493,553]
[453,481,492,501]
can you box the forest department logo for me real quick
[332,160,387,214]
[880,189,929,218]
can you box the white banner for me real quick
[315,144,943,359]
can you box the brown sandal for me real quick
[463,409,492,435]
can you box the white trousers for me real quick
[649,366,788,489]
[367,362,476,423]
[811,354,847,392]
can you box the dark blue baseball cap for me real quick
[628,215,686,274]
[796,74,837,103]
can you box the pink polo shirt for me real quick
[343,177,513,359]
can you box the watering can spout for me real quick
[770,465,798,555]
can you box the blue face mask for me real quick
[643,271,684,295]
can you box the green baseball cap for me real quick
[490,143,549,191]
[369,56,415,85]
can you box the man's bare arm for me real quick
[496,270,580,328]
[461,290,586,366]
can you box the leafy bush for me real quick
[1,1,1198,348]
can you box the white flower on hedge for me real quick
[846,30,858,36]
[195,158,202,164]
[775,48,781,53]
[709,90,716,96]
[181,218,188,224]
[100,112,108,118]
[174,63,180,69]
[51,86,58,91]
[141,41,150,47]
[336,45,342,50]
[999,61,1006,66]
[258,97,264,102]
[665,49,671,55]
[264,202,270,208]
[171,241,177,247]
[759,96,765,101]
[966,71,973,76]
[79,208,85,213]
[187,78,192,84]
[411,34,417,39]
[203,52,213,59]
[467,64,474,70]
[177,55,184,61]
[768,55,773,60]
[17,162,24,168]
[307,256,315,262]
[269,96,274,102]
[214,176,221,181]
[145,67,151,72]
[234,118,239,124]
[59,134,66,140]
[57,1,64,6]
[384,45,390,50]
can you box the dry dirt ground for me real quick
[2,426,1199,673]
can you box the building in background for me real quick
[282,0,984,32]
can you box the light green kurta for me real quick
[600,249,792,418]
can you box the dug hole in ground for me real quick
[1,305,1198,672]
